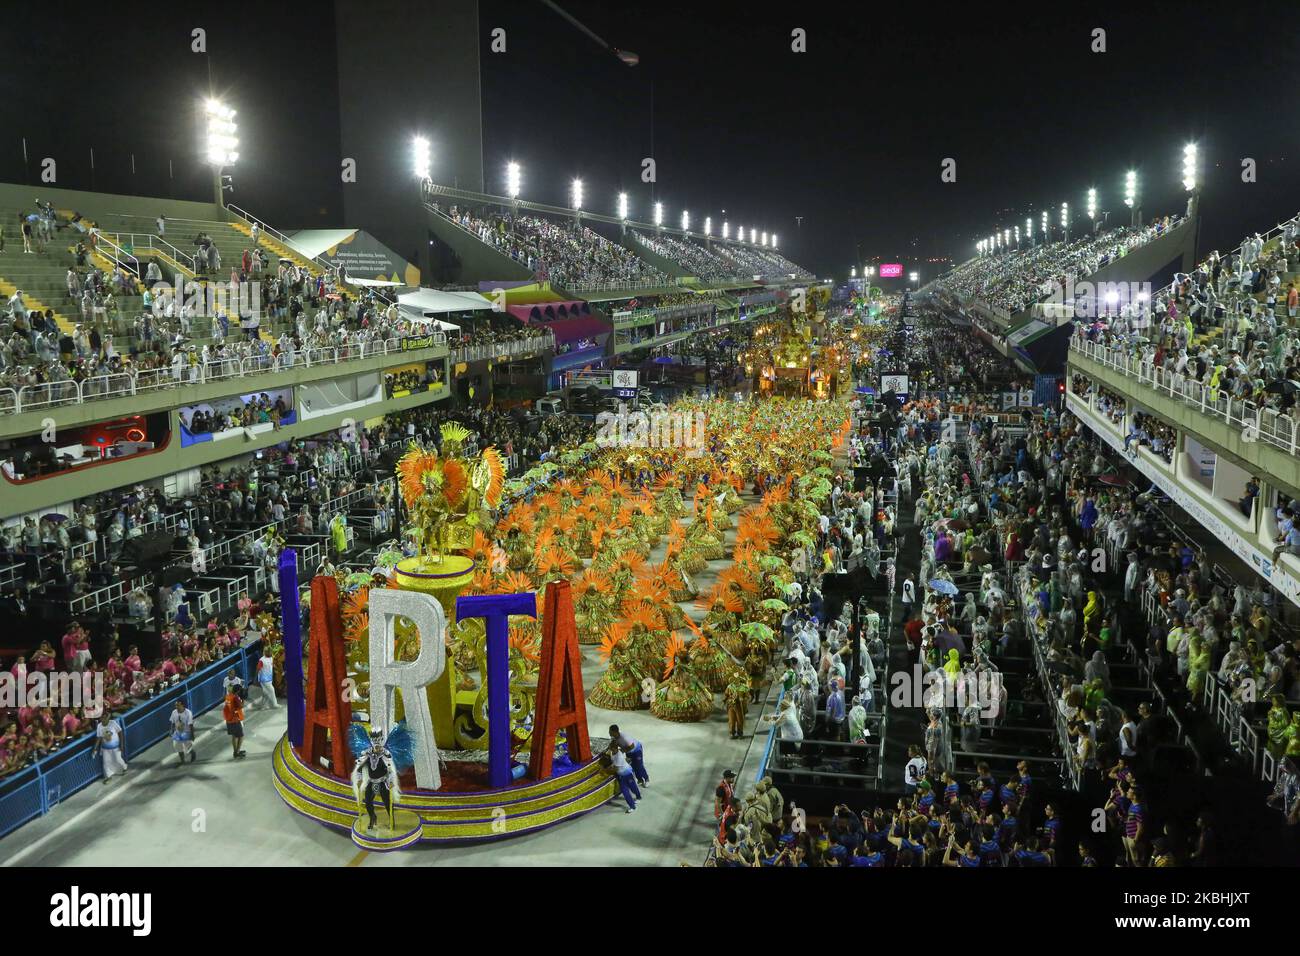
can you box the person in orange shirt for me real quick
[1287,282,1298,320]
[222,690,246,759]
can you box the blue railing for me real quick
[0,642,261,840]
[753,687,787,783]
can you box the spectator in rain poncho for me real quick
[924,708,954,775]
[1187,636,1212,701]
[1083,650,1110,692]
[943,649,962,681]
[848,696,869,743]
[1219,641,1246,679]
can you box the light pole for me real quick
[1182,143,1200,217]
[506,161,522,224]
[1124,170,1139,228]
[1183,143,1202,261]
[205,99,239,207]
[570,178,584,223]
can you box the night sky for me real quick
[2,1,1298,280]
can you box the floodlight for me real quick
[1182,143,1198,191]
[205,100,239,166]
[411,136,431,180]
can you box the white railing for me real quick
[87,231,141,277]
[3,336,447,414]
[1071,336,1300,456]
[102,233,197,273]
[225,204,334,276]
[449,334,555,364]
[560,277,674,294]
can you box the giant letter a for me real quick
[301,575,352,778]
[528,580,592,780]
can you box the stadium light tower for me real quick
[654,201,664,229]
[1182,143,1199,192]
[205,99,239,206]
[722,220,730,240]
[737,226,745,242]
[772,233,778,249]
[1087,188,1097,220]
[1060,202,1070,241]
[617,191,628,220]
[908,271,919,286]
[762,231,768,246]
[1124,170,1139,227]
[750,226,757,245]
[1014,225,1020,246]
[681,210,690,232]
[704,216,712,237]
[506,161,522,199]
[1003,228,1010,247]
[570,177,584,213]
[1182,143,1201,220]
[1041,210,1049,240]
[851,267,857,278]
[411,135,431,181]
[1026,216,1034,248]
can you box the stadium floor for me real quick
[0,505,776,868]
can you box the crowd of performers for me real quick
[323,394,861,774]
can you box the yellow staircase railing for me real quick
[0,276,76,335]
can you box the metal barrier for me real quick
[1072,337,1300,456]
[4,337,447,414]
[449,335,555,364]
[0,642,259,840]
[68,573,155,617]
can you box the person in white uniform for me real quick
[94,715,128,782]
[170,700,196,764]
[255,652,278,708]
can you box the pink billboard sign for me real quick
[879,263,904,278]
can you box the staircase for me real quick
[1,202,356,372]
[0,208,93,335]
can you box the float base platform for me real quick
[272,735,618,845]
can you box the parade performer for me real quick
[348,722,414,832]
[724,671,751,739]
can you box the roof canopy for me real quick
[397,288,495,316]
